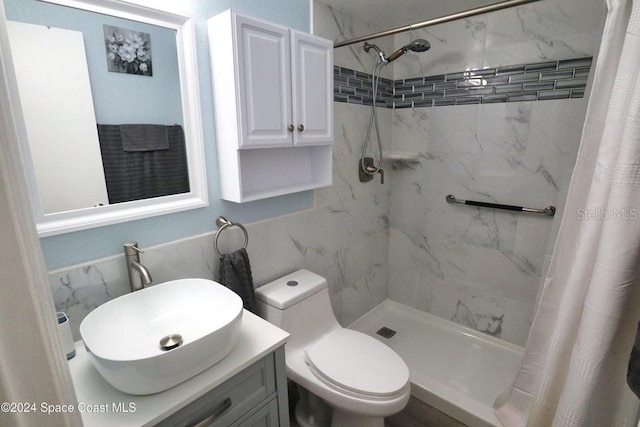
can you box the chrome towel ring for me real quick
[214,216,249,258]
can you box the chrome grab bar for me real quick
[445,194,556,216]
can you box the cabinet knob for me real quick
[297,124,305,132]
[287,124,294,132]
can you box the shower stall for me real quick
[314,0,605,424]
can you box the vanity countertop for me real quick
[68,310,288,427]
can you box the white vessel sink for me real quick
[79,279,243,395]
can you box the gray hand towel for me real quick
[627,320,640,398]
[218,248,257,314]
[97,124,189,203]
[119,124,170,152]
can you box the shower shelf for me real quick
[382,150,420,162]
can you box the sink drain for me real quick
[159,334,183,351]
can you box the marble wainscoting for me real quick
[50,102,391,341]
[388,99,586,346]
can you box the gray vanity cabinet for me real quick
[232,399,280,426]
[156,348,289,427]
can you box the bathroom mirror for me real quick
[2,0,207,236]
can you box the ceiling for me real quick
[319,0,501,30]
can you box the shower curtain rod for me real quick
[333,0,543,48]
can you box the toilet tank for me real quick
[255,269,327,309]
[255,270,340,348]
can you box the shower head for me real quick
[406,39,431,52]
[385,38,431,63]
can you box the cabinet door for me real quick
[234,399,279,427]
[290,31,333,146]
[235,14,292,149]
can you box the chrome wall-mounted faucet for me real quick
[124,242,153,292]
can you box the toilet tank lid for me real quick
[255,269,327,309]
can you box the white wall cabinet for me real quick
[291,31,334,146]
[208,10,333,202]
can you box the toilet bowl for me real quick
[255,269,410,427]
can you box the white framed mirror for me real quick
[2,0,207,236]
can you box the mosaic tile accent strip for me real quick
[334,66,394,107]
[334,57,592,108]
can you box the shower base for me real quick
[350,299,524,427]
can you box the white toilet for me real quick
[255,269,410,427]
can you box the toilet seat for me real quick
[304,329,409,399]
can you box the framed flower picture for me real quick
[103,25,152,76]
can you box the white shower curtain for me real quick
[495,0,640,425]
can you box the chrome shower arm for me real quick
[364,42,388,63]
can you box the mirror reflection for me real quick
[5,0,189,215]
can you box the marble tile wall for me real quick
[51,2,392,341]
[388,89,589,346]
[313,2,394,81]
[383,0,604,346]
[392,0,604,78]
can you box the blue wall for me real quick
[5,0,183,125]
[5,0,312,269]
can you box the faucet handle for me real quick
[124,242,144,255]
[363,163,385,185]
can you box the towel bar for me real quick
[446,194,555,216]
[214,216,249,257]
